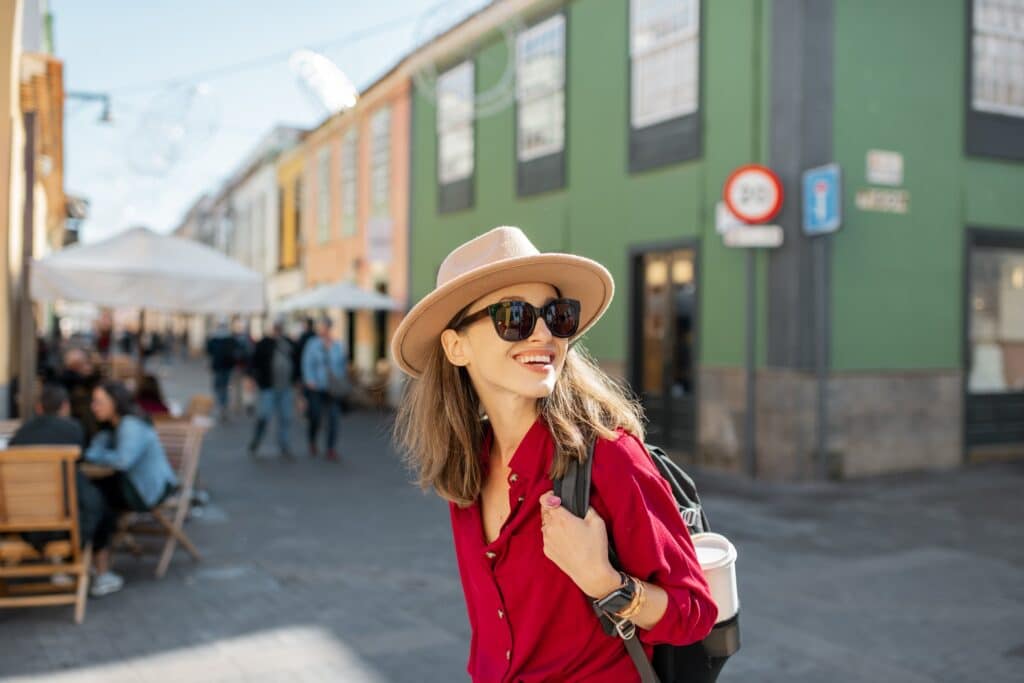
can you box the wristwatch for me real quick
[593,572,637,616]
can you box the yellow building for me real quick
[2,0,67,417]
[286,73,411,383]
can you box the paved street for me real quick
[1,360,1022,682]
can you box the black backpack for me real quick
[553,440,740,683]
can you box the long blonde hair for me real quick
[394,336,645,508]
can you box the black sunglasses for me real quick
[455,298,581,342]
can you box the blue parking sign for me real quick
[802,163,841,235]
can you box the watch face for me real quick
[596,583,635,616]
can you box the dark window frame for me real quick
[514,10,568,198]
[627,0,704,173]
[437,59,477,214]
[964,0,1024,161]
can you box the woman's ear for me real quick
[440,328,470,367]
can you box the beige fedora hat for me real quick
[392,226,614,378]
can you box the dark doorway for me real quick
[630,243,698,454]
[965,228,1024,457]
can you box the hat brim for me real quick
[391,253,614,378]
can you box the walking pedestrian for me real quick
[392,227,717,682]
[205,319,239,421]
[248,319,299,459]
[300,317,347,462]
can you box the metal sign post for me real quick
[721,165,785,478]
[802,163,843,479]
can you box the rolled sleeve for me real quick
[84,419,146,471]
[591,432,718,647]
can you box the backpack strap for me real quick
[553,440,661,683]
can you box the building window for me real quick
[515,13,566,196]
[370,107,391,217]
[973,0,1024,117]
[629,0,702,172]
[294,177,304,248]
[516,15,565,161]
[278,186,296,269]
[317,147,331,244]
[341,128,358,235]
[967,0,1024,159]
[437,61,475,213]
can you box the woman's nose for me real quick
[529,315,554,341]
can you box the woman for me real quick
[85,381,178,597]
[393,227,717,682]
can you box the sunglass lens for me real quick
[546,299,580,338]
[491,301,534,341]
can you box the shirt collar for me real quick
[479,416,553,486]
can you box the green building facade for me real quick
[406,0,1024,479]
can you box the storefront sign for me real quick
[866,149,903,186]
[723,164,784,224]
[855,188,909,214]
[723,225,783,248]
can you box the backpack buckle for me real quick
[610,614,637,641]
[681,505,701,528]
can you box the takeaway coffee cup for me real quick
[692,532,739,623]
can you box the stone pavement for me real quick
[1,359,1022,682]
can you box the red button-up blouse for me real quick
[449,418,718,683]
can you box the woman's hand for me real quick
[539,492,622,598]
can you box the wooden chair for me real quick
[184,393,215,419]
[0,446,91,624]
[116,417,210,578]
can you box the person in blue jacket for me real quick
[301,317,347,462]
[85,381,178,597]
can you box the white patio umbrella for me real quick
[274,280,400,313]
[31,226,264,313]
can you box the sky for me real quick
[51,0,488,243]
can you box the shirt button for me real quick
[517,496,525,503]
[506,649,511,660]
[485,551,496,559]
[509,473,519,483]
[498,609,504,619]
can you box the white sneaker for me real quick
[89,571,124,597]
[50,572,74,587]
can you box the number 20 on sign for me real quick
[723,164,784,224]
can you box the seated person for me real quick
[9,384,107,577]
[59,348,101,441]
[84,381,179,597]
[135,374,170,417]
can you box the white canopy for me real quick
[274,280,401,313]
[31,226,265,313]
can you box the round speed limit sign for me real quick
[723,164,784,224]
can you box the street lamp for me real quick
[66,90,113,124]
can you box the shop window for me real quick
[969,246,1024,393]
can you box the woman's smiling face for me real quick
[448,282,569,401]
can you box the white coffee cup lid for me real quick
[691,532,737,571]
